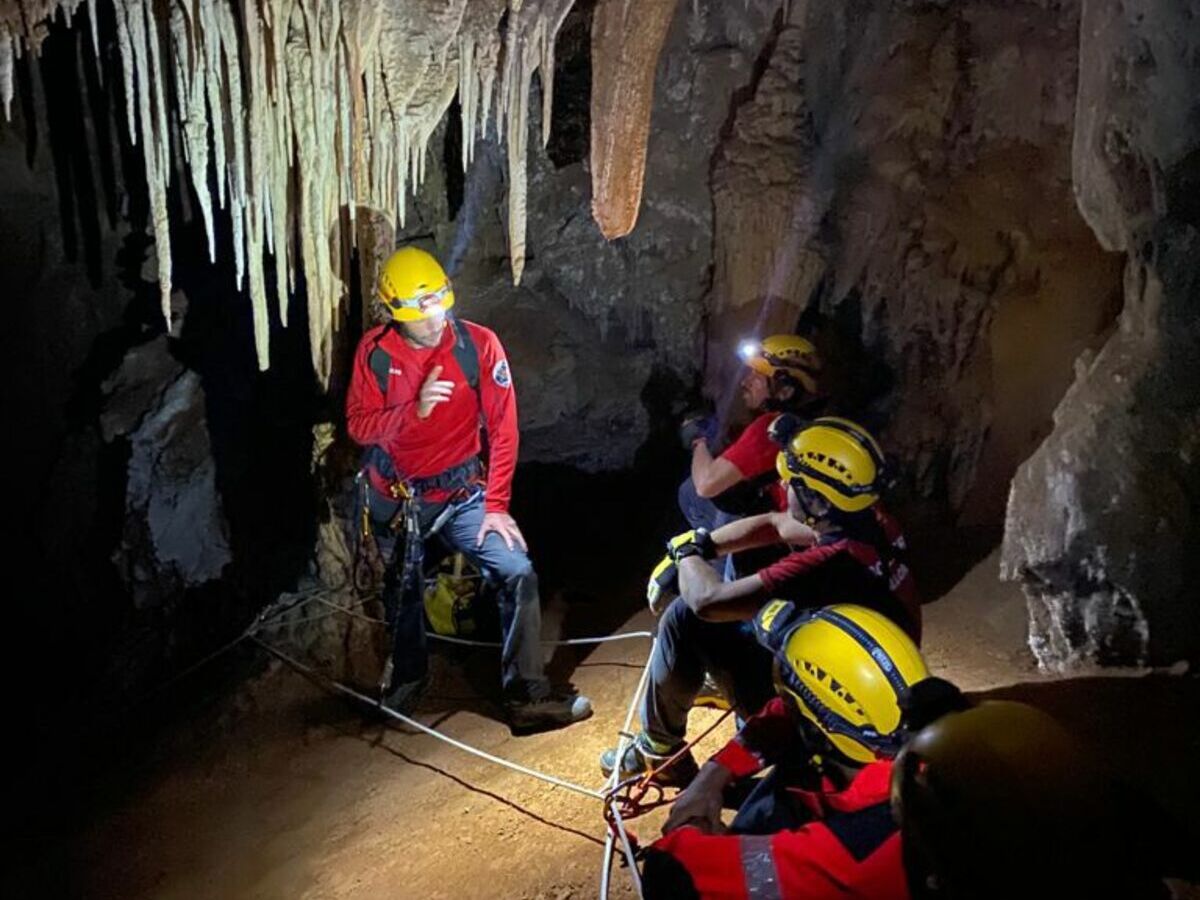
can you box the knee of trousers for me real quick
[658,598,702,644]
[490,554,535,590]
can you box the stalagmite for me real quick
[0,0,580,384]
[590,0,680,240]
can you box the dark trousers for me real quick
[642,599,776,748]
[384,490,547,700]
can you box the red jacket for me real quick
[649,702,908,900]
[756,507,921,644]
[345,319,518,514]
[720,412,788,511]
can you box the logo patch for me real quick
[492,359,511,388]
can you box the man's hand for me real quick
[476,511,528,551]
[679,414,718,451]
[662,762,733,835]
[416,365,456,418]
[647,554,678,616]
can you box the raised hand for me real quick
[417,365,455,418]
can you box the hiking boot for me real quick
[693,673,731,711]
[379,674,429,718]
[599,733,699,788]
[507,689,593,734]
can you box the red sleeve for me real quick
[650,824,904,900]
[472,325,519,514]
[711,697,801,779]
[757,543,844,595]
[345,330,417,447]
[720,413,778,479]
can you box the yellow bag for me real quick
[423,553,480,636]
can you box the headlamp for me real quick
[737,339,761,362]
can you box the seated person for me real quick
[680,335,824,546]
[642,601,935,899]
[644,603,1186,900]
[602,417,920,783]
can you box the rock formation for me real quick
[1001,0,1200,669]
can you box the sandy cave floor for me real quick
[17,550,1200,900]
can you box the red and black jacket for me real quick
[345,319,518,513]
[756,507,921,644]
[646,702,908,900]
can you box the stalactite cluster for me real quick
[1,0,584,383]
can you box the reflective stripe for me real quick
[739,835,783,900]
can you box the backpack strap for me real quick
[449,316,481,399]
[368,327,394,396]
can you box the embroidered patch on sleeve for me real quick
[492,359,512,388]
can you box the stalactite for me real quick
[497,0,575,284]
[0,0,583,384]
[590,0,680,240]
[0,33,13,119]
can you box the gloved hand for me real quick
[767,412,804,447]
[679,414,719,451]
[666,528,717,563]
[646,554,678,617]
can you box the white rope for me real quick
[306,593,655,647]
[252,636,607,802]
[599,639,656,900]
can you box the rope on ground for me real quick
[250,635,608,802]
[127,588,328,708]
[306,593,655,647]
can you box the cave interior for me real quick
[1,0,1198,897]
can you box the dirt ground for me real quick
[12,550,1199,899]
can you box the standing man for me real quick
[346,246,591,733]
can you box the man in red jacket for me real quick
[678,335,824,579]
[345,246,590,732]
[642,602,932,900]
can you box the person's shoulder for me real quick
[355,322,390,353]
[460,319,501,345]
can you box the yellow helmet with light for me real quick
[775,417,885,514]
[755,601,929,763]
[377,246,456,322]
[738,334,821,396]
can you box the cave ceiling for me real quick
[1,0,675,383]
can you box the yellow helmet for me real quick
[755,602,928,763]
[377,246,456,322]
[738,334,822,395]
[775,417,885,513]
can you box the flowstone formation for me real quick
[1,0,685,386]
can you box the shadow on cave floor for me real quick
[978,674,1200,858]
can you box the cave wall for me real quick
[707,0,1124,537]
[2,22,318,714]
[370,0,782,470]
[1001,0,1200,669]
